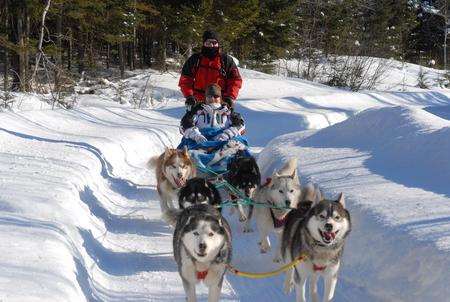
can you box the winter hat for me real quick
[202,30,219,43]
[205,84,222,97]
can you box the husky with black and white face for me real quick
[254,158,302,262]
[173,204,232,302]
[282,188,351,302]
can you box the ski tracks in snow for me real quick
[0,108,195,301]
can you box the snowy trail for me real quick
[1,67,450,301]
[2,105,265,301]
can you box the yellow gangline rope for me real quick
[226,254,307,279]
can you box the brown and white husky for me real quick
[148,147,196,223]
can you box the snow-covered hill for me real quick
[0,65,449,301]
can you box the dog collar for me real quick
[261,177,272,188]
[196,270,208,280]
[313,264,327,272]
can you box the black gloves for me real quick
[185,95,197,111]
[230,112,244,127]
[223,97,234,109]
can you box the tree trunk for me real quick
[106,43,110,69]
[56,4,62,66]
[119,42,125,78]
[24,6,30,90]
[186,39,193,57]
[127,42,133,70]
[156,33,166,70]
[55,2,62,93]
[10,4,27,91]
[32,0,51,86]
[139,31,145,67]
[132,23,137,69]
[4,47,9,93]
[4,0,9,92]
[68,28,72,70]
[77,30,85,74]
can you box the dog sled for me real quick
[177,127,252,176]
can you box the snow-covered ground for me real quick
[276,57,448,91]
[0,63,449,301]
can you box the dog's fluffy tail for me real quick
[162,208,182,227]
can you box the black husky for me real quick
[178,177,222,210]
[226,150,261,232]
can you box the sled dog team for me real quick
[148,148,351,302]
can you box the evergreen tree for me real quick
[242,0,297,72]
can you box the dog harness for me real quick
[313,264,327,272]
[262,177,290,228]
[196,270,208,280]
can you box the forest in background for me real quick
[0,0,448,94]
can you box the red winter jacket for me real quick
[178,52,242,102]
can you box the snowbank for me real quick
[258,106,450,301]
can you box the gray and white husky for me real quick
[282,186,351,302]
[173,204,232,302]
[254,158,302,262]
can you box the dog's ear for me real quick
[290,169,297,179]
[261,177,272,188]
[302,183,316,202]
[336,193,345,207]
[314,185,323,204]
[306,184,322,206]
[163,147,173,161]
[182,146,189,157]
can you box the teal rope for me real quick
[195,164,293,210]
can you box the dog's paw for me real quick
[243,226,253,233]
[273,256,282,263]
[259,241,270,253]
[283,279,294,294]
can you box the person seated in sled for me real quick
[180,83,245,145]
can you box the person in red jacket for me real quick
[179,30,243,111]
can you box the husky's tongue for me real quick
[323,231,336,241]
[173,177,185,188]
